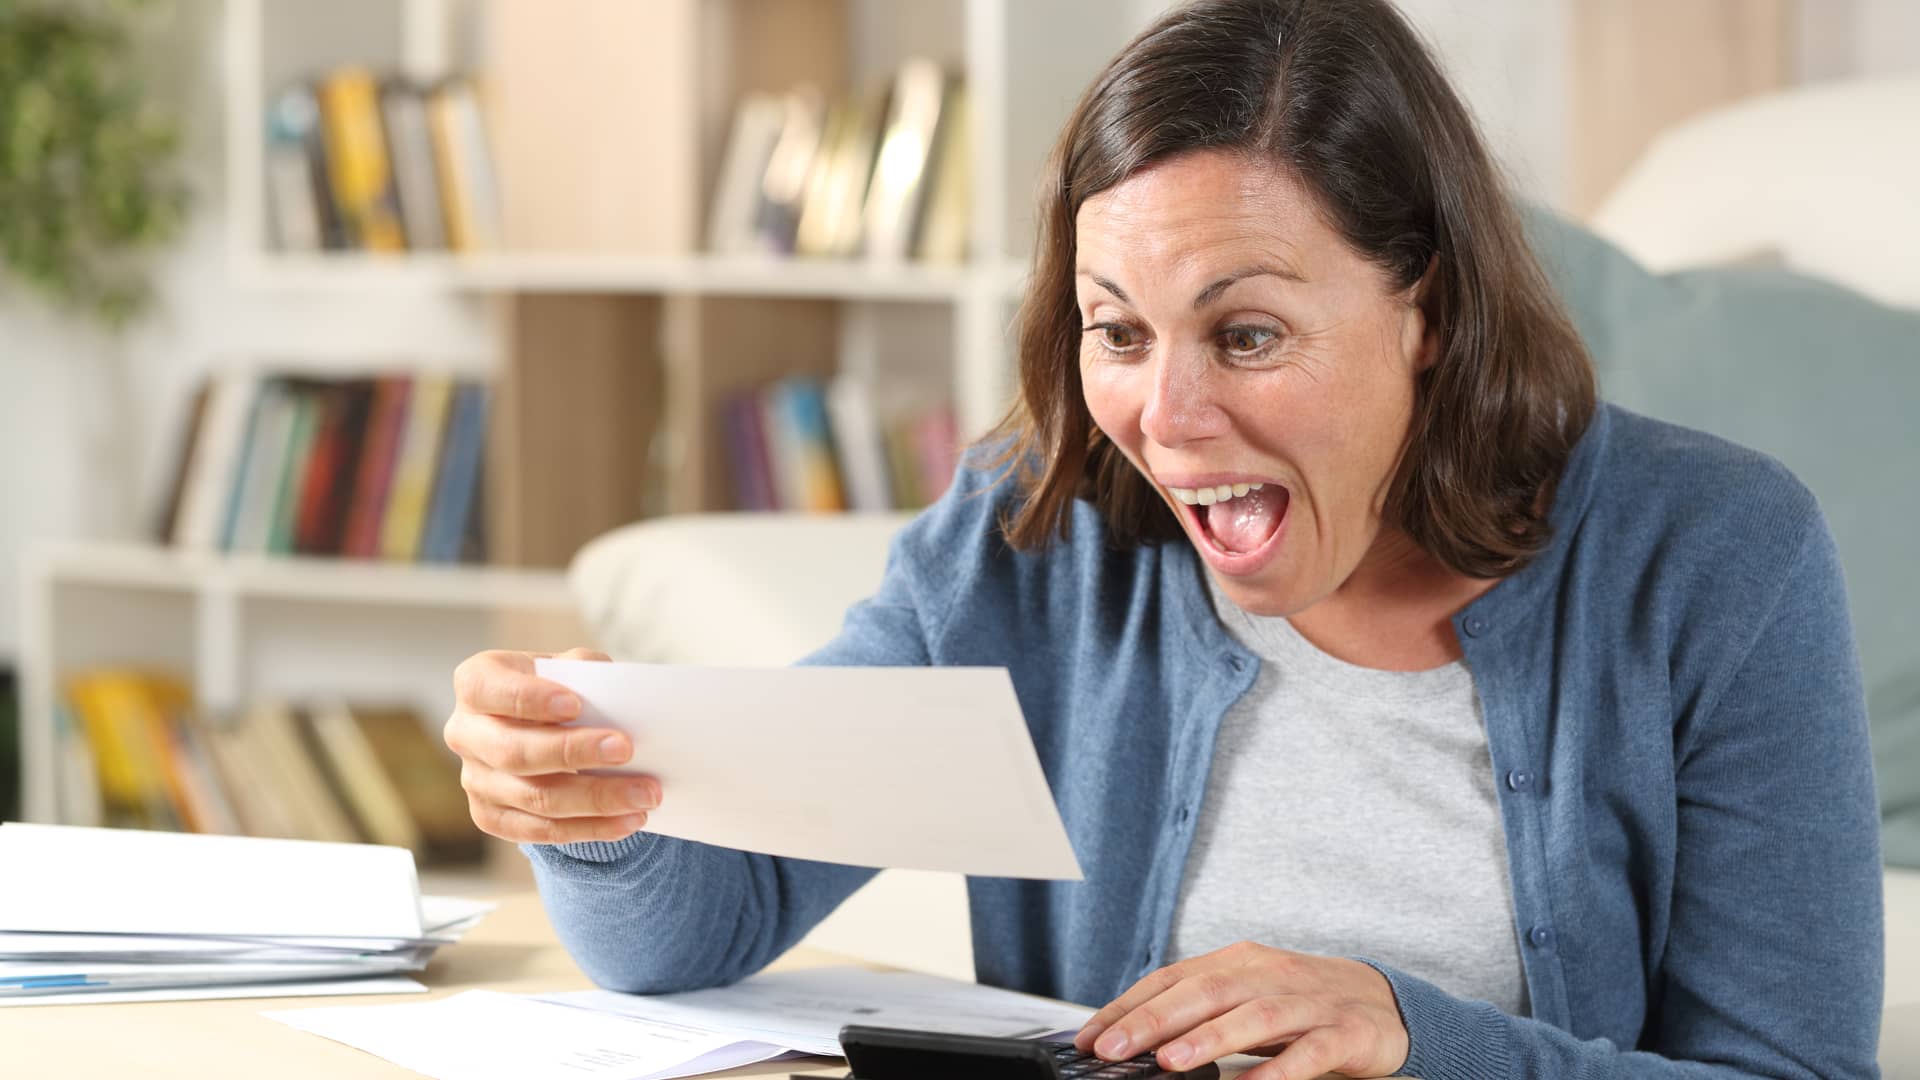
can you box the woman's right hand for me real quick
[443,647,661,846]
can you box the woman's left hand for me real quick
[1072,942,1410,1079]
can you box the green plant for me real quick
[0,0,188,327]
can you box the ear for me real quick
[1403,254,1443,373]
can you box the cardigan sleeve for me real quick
[1362,510,1884,1080]
[520,506,953,993]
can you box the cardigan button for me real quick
[1528,925,1554,949]
[1506,769,1535,793]
[1462,615,1488,638]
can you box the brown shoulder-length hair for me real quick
[991,0,1596,579]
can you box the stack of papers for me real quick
[0,823,492,1005]
[270,966,1096,1080]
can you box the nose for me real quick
[1139,343,1228,448]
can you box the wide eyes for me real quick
[1082,321,1280,360]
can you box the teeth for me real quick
[1168,482,1268,506]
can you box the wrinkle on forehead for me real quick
[1074,152,1377,307]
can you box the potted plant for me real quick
[0,0,189,327]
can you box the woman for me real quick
[442,1,1884,1076]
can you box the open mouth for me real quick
[1164,481,1290,557]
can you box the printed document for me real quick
[534,661,1081,879]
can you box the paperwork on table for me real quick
[0,823,493,1004]
[268,965,1097,1080]
[534,660,1082,879]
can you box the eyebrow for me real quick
[1079,264,1307,310]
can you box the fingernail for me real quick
[1163,1043,1191,1068]
[1095,1032,1129,1059]
[599,736,628,764]
[550,693,580,719]
[626,781,656,808]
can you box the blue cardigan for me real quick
[528,404,1884,1079]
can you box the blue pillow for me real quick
[1523,206,1920,867]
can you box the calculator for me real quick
[833,1024,1222,1080]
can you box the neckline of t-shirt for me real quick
[1205,575,1476,702]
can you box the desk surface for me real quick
[4,891,1912,1079]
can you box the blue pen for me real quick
[1,975,106,989]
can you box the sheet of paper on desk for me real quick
[0,823,423,939]
[268,989,792,1080]
[534,660,1082,879]
[540,966,1097,1058]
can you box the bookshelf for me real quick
[15,0,1146,836]
[222,0,1135,547]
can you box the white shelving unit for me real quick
[18,542,579,823]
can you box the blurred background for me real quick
[1,0,1916,921]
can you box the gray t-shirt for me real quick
[1167,579,1530,1017]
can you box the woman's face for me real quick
[1076,150,1440,617]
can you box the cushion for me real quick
[1524,206,1920,866]
[1589,76,1920,310]
[569,512,913,667]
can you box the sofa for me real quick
[566,76,1919,1059]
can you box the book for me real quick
[225,379,297,554]
[756,88,827,255]
[421,381,489,563]
[304,700,424,853]
[199,710,302,840]
[825,376,893,511]
[295,379,374,556]
[707,93,789,255]
[778,379,847,512]
[156,380,211,544]
[245,701,363,844]
[795,85,886,258]
[427,80,503,252]
[380,79,445,251]
[267,383,322,555]
[380,373,455,561]
[264,83,333,252]
[721,390,778,511]
[914,80,971,264]
[175,372,259,552]
[342,376,412,559]
[863,59,948,262]
[912,404,960,504]
[347,705,483,864]
[318,68,405,251]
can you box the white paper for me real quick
[0,975,426,1007]
[540,966,1096,1058]
[268,990,755,1080]
[0,824,423,940]
[534,661,1081,879]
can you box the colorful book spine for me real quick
[380,374,454,561]
[318,68,406,251]
[779,379,847,512]
[267,384,321,555]
[421,381,489,563]
[342,376,412,559]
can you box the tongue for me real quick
[1205,487,1286,554]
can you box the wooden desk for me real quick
[9,892,1907,1078]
